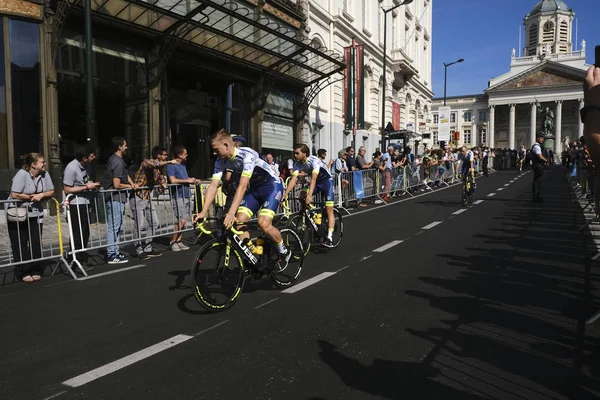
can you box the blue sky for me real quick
[431,0,599,98]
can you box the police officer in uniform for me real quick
[531,132,548,202]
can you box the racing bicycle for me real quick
[462,172,475,207]
[191,218,304,312]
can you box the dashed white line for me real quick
[77,264,147,281]
[504,184,510,187]
[487,193,496,197]
[452,209,467,215]
[373,240,404,253]
[359,255,373,262]
[422,221,443,230]
[473,200,484,205]
[254,298,279,310]
[497,188,504,191]
[41,390,67,400]
[62,334,193,388]
[282,272,336,294]
[335,265,351,273]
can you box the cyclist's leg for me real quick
[235,192,260,242]
[255,181,286,253]
[319,179,336,238]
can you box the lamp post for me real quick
[443,58,464,106]
[380,0,413,150]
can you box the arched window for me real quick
[542,21,554,43]
[559,20,568,52]
[528,24,538,56]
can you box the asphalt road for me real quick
[2,167,600,400]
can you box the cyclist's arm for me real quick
[194,178,220,221]
[283,174,298,199]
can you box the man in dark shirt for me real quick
[102,137,137,264]
[345,147,357,171]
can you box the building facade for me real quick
[0,0,344,196]
[430,0,589,153]
[305,0,433,157]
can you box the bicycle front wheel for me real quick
[321,208,344,248]
[269,228,304,287]
[191,240,246,312]
[288,213,311,256]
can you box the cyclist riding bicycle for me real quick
[193,129,291,268]
[517,145,527,172]
[460,146,476,188]
[282,143,336,248]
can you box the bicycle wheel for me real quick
[321,208,343,248]
[288,213,311,256]
[462,183,468,206]
[269,228,304,287]
[191,239,246,312]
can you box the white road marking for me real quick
[487,193,496,197]
[254,298,279,310]
[335,265,351,273]
[587,310,600,324]
[452,209,467,215]
[504,184,510,187]
[41,390,67,400]
[282,272,336,294]
[62,334,193,388]
[359,255,373,262]
[473,200,484,204]
[77,265,147,281]
[422,221,443,230]
[497,188,504,191]
[373,240,404,253]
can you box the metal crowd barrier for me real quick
[57,184,199,278]
[0,198,69,277]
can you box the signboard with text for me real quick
[438,106,451,141]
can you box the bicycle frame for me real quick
[197,219,262,269]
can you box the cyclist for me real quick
[517,145,527,173]
[193,129,291,268]
[460,146,476,190]
[282,143,336,248]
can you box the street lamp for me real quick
[380,0,413,150]
[443,58,464,106]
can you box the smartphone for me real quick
[596,45,600,67]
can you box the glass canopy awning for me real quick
[89,0,345,86]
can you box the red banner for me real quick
[392,101,401,130]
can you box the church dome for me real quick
[529,0,570,15]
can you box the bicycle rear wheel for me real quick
[191,240,245,312]
[462,181,469,207]
[269,228,304,287]
[321,208,343,248]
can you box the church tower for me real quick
[523,0,575,57]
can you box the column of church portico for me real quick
[489,105,495,148]
[509,104,516,150]
[554,100,563,157]
[530,103,537,145]
[578,99,584,138]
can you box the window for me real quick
[9,19,41,168]
[433,114,439,124]
[528,24,538,55]
[464,111,472,122]
[542,21,554,43]
[378,6,382,43]
[392,16,397,49]
[450,113,456,123]
[478,110,487,122]
[433,131,438,145]
[463,129,472,144]
[479,128,487,144]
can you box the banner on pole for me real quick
[392,101,401,130]
[438,106,451,142]
[343,46,352,131]
[356,45,364,131]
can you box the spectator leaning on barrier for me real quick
[130,146,177,260]
[380,146,398,202]
[7,153,55,283]
[355,146,374,170]
[167,145,201,252]
[63,149,100,269]
[103,137,138,264]
[317,149,335,170]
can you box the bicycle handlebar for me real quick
[195,217,244,236]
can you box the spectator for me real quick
[371,151,386,204]
[345,147,357,170]
[380,146,397,201]
[167,145,200,251]
[63,149,100,270]
[7,153,55,283]
[265,153,279,176]
[130,146,176,260]
[317,148,335,170]
[102,137,137,264]
[333,149,350,192]
[355,146,374,170]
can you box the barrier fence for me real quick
[0,158,495,280]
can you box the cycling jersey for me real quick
[518,150,526,160]
[212,147,281,187]
[461,150,474,173]
[292,155,332,181]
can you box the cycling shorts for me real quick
[238,179,283,219]
[303,178,335,207]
